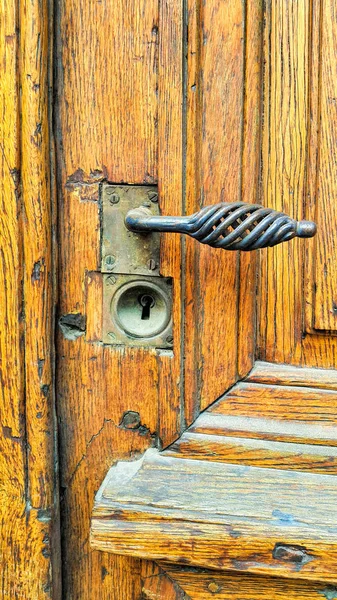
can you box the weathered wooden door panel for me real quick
[91,0,337,595]
[54,0,184,597]
[2,0,337,598]
[54,0,259,596]
[0,0,60,597]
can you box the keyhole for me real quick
[138,294,155,320]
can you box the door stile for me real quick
[0,0,61,595]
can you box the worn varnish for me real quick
[0,0,60,596]
[92,448,337,582]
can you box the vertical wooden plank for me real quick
[20,0,55,516]
[0,0,61,595]
[0,2,27,595]
[258,0,310,364]
[184,0,245,423]
[157,0,183,445]
[313,0,337,330]
[305,0,322,334]
[198,0,244,410]
[237,0,263,378]
[184,0,202,425]
[55,0,183,596]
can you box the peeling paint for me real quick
[272,543,313,567]
[319,587,337,600]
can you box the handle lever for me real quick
[125,202,316,251]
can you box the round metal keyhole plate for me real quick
[111,280,171,339]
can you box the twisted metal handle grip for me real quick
[125,202,316,251]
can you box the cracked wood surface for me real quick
[0,0,61,596]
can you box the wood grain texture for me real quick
[258,0,309,364]
[56,0,158,184]
[313,0,337,330]
[0,0,61,596]
[160,565,337,600]
[191,413,337,446]
[207,382,337,424]
[305,0,322,336]
[92,449,337,583]
[184,0,255,423]
[258,0,337,366]
[55,0,183,597]
[237,0,263,378]
[166,432,337,473]
[142,562,190,600]
[247,361,337,389]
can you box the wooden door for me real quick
[2,0,337,598]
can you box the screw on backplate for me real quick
[147,259,157,271]
[109,193,120,205]
[104,255,116,270]
[106,274,117,285]
[142,201,151,208]
[105,187,115,195]
[166,335,173,344]
[108,332,116,341]
[148,191,158,203]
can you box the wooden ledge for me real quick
[91,448,337,582]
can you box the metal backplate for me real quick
[103,274,173,348]
[101,184,160,275]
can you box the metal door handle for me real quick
[125,202,316,251]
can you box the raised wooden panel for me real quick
[171,363,337,470]
[258,0,337,366]
[167,432,337,473]
[208,382,337,424]
[92,362,337,584]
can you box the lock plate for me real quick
[103,274,173,348]
[101,184,160,276]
